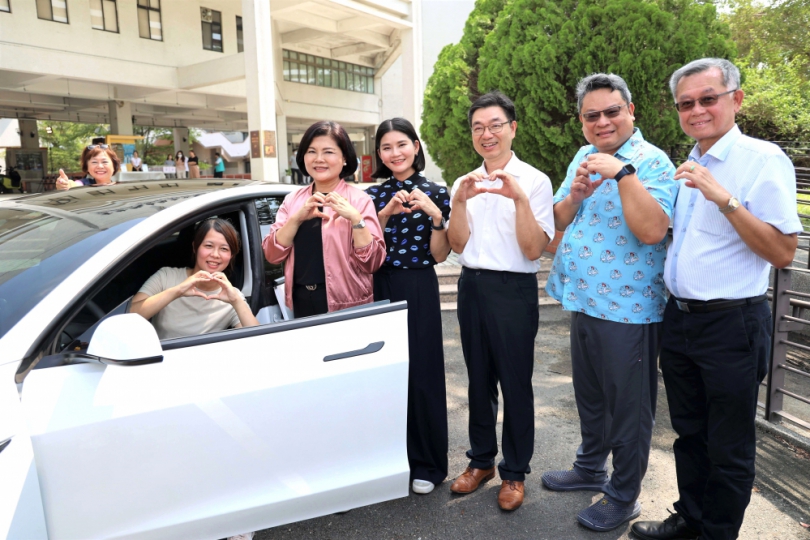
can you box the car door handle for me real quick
[323,341,385,362]
[0,436,12,454]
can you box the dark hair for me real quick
[371,118,425,179]
[467,91,517,126]
[176,151,184,159]
[297,121,357,178]
[189,150,196,156]
[215,152,221,157]
[575,73,632,112]
[192,218,240,273]
[81,146,121,176]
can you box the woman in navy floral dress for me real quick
[366,118,451,495]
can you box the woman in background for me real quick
[188,150,200,178]
[175,151,187,179]
[366,118,451,495]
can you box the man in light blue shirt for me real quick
[543,73,678,532]
[633,58,801,540]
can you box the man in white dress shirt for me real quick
[632,58,802,540]
[447,91,555,511]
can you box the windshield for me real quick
[0,181,240,340]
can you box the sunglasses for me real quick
[581,104,627,123]
[674,89,737,112]
[86,144,110,150]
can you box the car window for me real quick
[254,196,284,286]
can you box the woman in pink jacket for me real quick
[263,121,385,317]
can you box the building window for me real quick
[283,50,375,94]
[36,0,69,23]
[90,0,118,32]
[137,0,162,41]
[236,16,243,53]
[0,0,10,14]
[201,8,223,52]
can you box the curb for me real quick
[755,416,810,453]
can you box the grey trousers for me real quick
[570,312,662,505]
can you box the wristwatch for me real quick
[352,218,367,229]
[719,196,741,214]
[431,216,447,230]
[614,164,636,182]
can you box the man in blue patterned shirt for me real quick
[543,73,679,531]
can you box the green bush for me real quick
[422,0,736,188]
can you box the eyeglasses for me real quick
[581,104,628,123]
[471,122,509,136]
[86,144,110,150]
[674,89,737,112]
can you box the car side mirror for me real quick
[67,314,163,366]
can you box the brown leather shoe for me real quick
[449,466,496,494]
[498,480,524,511]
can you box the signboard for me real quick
[263,130,276,158]
[361,155,373,182]
[250,131,260,159]
[123,144,135,168]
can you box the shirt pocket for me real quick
[695,200,735,236]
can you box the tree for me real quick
[38,121,108,173]
[421,0,736,187]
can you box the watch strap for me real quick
[614,164,636,183]
[719,197,741,214]
[352,219,366,229]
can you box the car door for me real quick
[21,302,410,539]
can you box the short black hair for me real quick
[215,152,220,156]
[468,91,517,126]
[297,121,357,178]
[372,118,426,179]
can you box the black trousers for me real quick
[291,169,304,184]
[292,283,328,318]
[213,170,223,178]
[660,296,771,540]
[374,266,448,485]
[457,267,538,481]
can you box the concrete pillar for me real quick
[18,119,39,150]
[400,0,423,132]
[241,0,279,182]
[276,114,289,182]
[108,101,133,135]
[173,127,190,156]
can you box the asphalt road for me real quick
[260,306,809,539]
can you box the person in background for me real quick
[175,151,187,179]
[366,117,451,496]
[188,150,200,179]
[55,144,120,190]
[164,154,176,179]
[263,121,385,317]
[131,150,143,172]
[214,152,225,179]
[447,91,555,512]
[289,150,302,184]
[130,218,259,340]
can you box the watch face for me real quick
[626,164,636,174]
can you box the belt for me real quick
[294,283,323,291]
[461,266,534,278]
[673,294,768,314]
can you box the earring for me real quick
[344,162,347,166]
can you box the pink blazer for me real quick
[263,180,386,312]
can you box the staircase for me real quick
[435,254,559,311]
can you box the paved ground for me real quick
[257,306,810,540]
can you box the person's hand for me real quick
[569,164,602,205]
[292,193,330,224]
[174,270,217,299]
[324,192,362,224]
[583,153,625,180]
[675,161,730,206]
[485,169,527,202]
[408,187,443,221]
[205,272,244,304]
[55,169,72,191]
[453,172,487,204]
[379,189,412,217]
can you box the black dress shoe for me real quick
[631,511,700,540]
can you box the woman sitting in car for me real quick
[130,218,259,339]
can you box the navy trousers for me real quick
[457,267,539,481]
[660,296,771,540]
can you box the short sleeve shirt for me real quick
[138,267,243,340]
[546,129,679,323]
[366,172,451,268]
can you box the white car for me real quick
[0,180,410,539]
